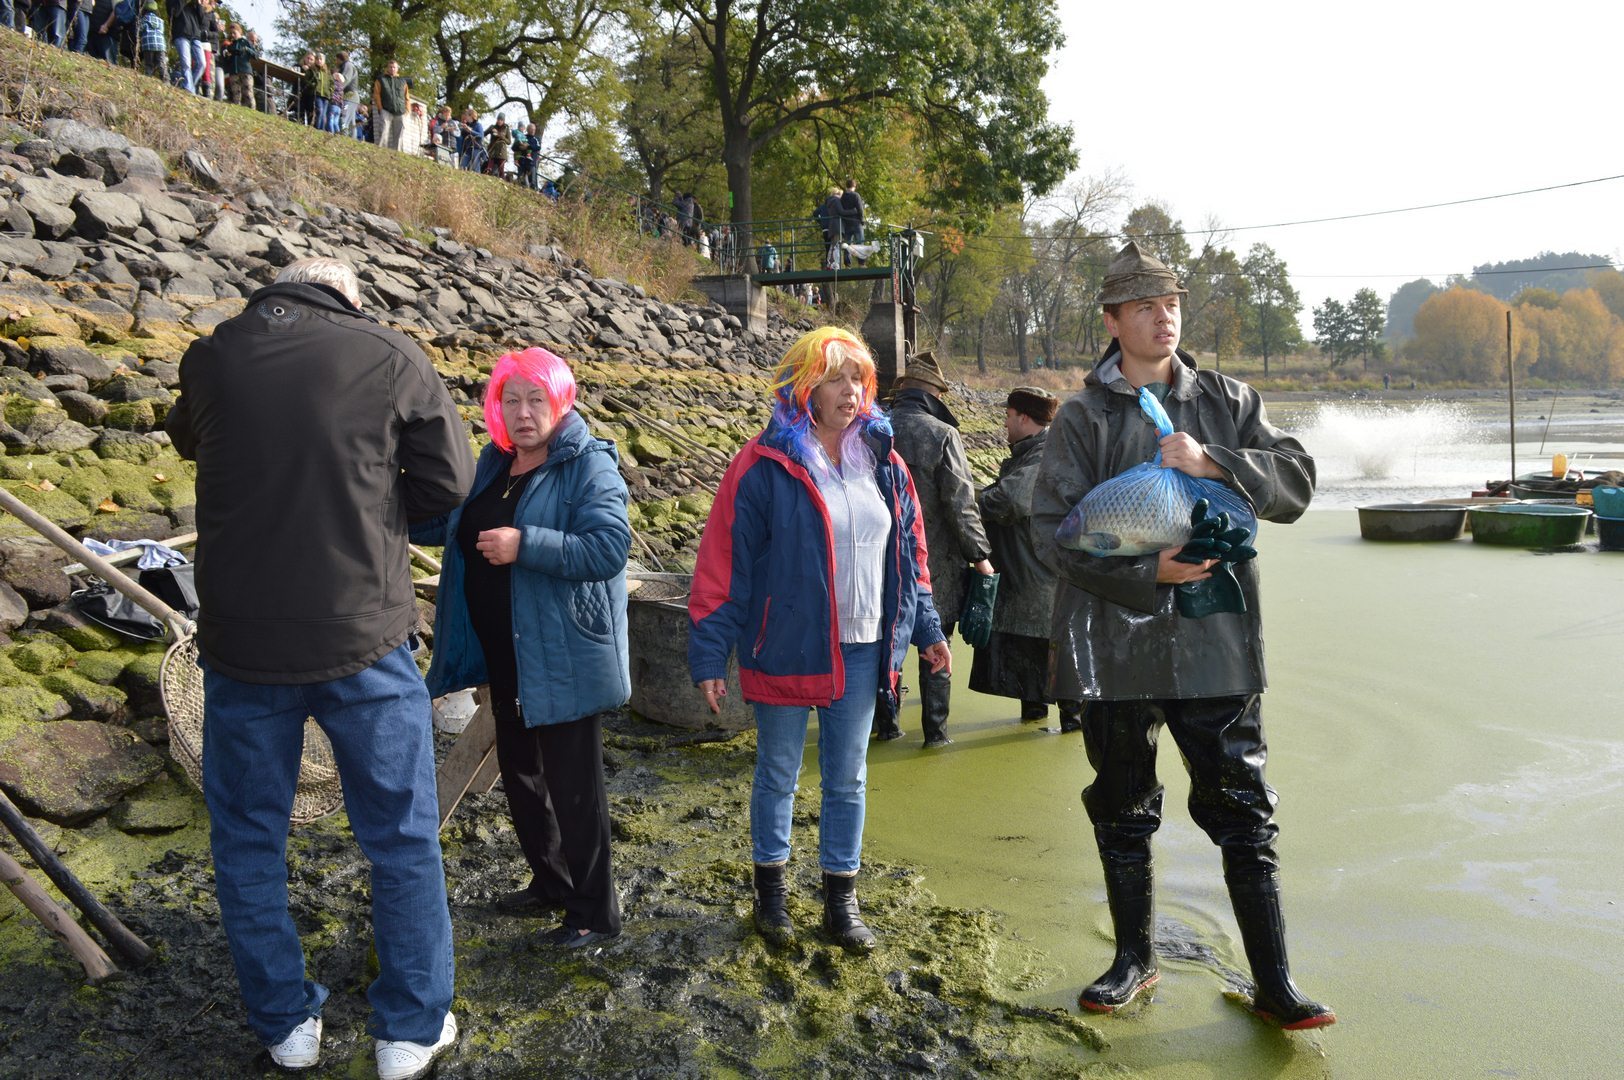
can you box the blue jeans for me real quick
[202,642,454,1047]
[32,4,65,46]
[751,640,883,873]
[174,36,205,92]
[67,7,86,50]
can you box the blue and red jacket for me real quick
[688,416,945,707]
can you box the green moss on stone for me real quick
[0,455,70,484]
[48,619,125,653]
[8,637,73,675]
[41,670,129,718]
[101,401,157,433]
[3,313,82,341]
[0,683,71,723]
[68,650,134,685]
[3,394,59,429]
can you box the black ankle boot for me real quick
[1226,871,1336,1030]
[821,871,877,951]
[1079,860,1159,1013]
[1058,700,1085,733]
[752,863,795,946]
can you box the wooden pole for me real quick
[1506,310,1517,483]
[0,845,119,983]
[0,789,154,967]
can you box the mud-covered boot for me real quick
[821,871,877,951]
[1079,861,1159,1013]
[752,863,795,946]
[1226,871,1336,1030]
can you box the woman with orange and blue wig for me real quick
[413,347,630,949]
[688,327,949,951]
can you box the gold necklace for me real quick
[501,467,531,499]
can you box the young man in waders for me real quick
[1030,241,1334,1029]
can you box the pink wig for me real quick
[483,347,578,453]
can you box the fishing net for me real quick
[161,634,345,825]
[1058,386,1256,557]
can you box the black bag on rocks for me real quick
[71,563,199,642]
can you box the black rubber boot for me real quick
[1226,871,1336,1030]
[1020,700,1048,722]
[821,872,877,951]
[1078,860,1160,1013]
[872,687,903,741]
[752,863,795,946]
[1058,700,1085,733]
[920,666,952,747]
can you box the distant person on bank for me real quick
[1030,241,1333,1029]
[873,350,995,747]
[373,58,411,151]
[413,347,630,950]
[166,257,473,1076]
[967,385,1085,731]
[689,327,949,952]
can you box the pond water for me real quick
[806,399,1624,1076]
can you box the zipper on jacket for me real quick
[753,596,773,657]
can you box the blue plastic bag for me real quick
[1056,387,1256,557]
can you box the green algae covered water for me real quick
[841,511,1624,1077]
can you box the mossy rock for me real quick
[0,454,70,484]
[108,772,197,834]
[109,336,183,363]
[66,649,133,685]
[0,719,166,826]
[41,669,129,722]
[118,651,164,711]
[2,312,82,341]
[0,478,95,532]
[102,400,157,432]
[39,611,125,653]
[8,635,74,675]
[629,431,677,464]
[57,459,163,513]
[88,344,141,370]
[674,493,712,519]
[2,393,59,429]
[0,683,71,723]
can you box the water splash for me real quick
[1294,401,1480,481]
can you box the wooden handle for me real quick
[0,845,119,983]
[0,790,154,967]
[0,486,191,642]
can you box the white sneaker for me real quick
[267,1015,321,1070]
[375,1011,457,1080]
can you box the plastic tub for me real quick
[1357,503,1467,542]
[1596,515,1624,552]
[1468,504,1592,548]
[1591,487,1624,518]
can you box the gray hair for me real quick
[276,258,361,307]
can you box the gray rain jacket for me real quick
[1030,346,1314,700]
[888,388,991,626]
[976,428,1054,638]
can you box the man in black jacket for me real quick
[166,258,474,1077]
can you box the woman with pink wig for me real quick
[412,346,630,949]
[688,326,949,951]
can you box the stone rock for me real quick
[200,213,269,258]
[29,603,126,652]
[95,372,169,403]
[0,539,73,608]
[0,368,58,404]
[124,147,166,182]
[28,335,117,381]
[3,198,33,237]
[14,139,55,171]
[86,147,132,185]
[55,389,109,426]
[19,191,76,240]
[358,211,403,239]
[103,399,156,431]
[93,429,165,464]
[42,373,90,393]
[41,669,130,723]
[0,581,25,633]
[71,190,144,240]
[0,720,164,826]
[181,149,222,190]
[53,153,105,182]
[0,235,47,268]
[0,683,71,723]
[43,119,132,158]
[117,651,163,713]
[77,508,174,543]
[109,773,197,834]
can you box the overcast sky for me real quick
[1042,1,1624,307]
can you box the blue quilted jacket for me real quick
[413,411,632,727]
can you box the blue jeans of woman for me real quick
[750,640,883,874]
[32,4,65,45]
[201,642,454,1048]
[174,36,204,92]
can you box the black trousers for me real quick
[489,677,621,934]
[1081,695,1279,878]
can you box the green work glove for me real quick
[1173,500,1252,617]
[1176,562,1247,618]
[960,571,1000,649]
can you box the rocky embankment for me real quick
[0,117,1076,1077]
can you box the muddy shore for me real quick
[0,711,1109,1078]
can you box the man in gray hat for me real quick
[875,350,994,747]
[968,386,1084,732]
[1030,242,1333,1028]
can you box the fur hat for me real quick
[1006,385,1058,425]
[902,350,949,392]
[1096,240,1187,306]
